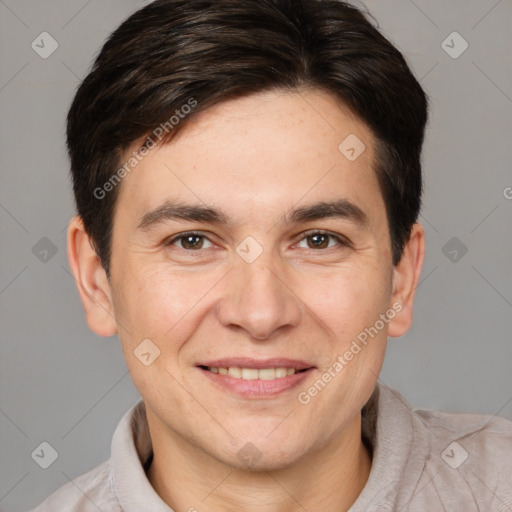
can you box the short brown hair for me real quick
[66,0,429,276]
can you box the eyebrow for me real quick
[286,199,368,227]
[136,198,369,231]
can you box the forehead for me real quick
[114,89,384,228]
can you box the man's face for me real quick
[108,89,398,469]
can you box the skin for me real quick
[68,88,425,512]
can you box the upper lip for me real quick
[197,358,315,370]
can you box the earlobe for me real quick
[387,223,425,338]
[67,216,118,337]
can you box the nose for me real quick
[216,254,302,340]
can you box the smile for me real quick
[196,358,316,398]
[200,366,304,380]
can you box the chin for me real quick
[216,435,308,472]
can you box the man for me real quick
[31,0,512,510]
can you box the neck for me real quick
[146,413,372,512]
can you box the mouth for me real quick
[198,365,310,380]
[195,358,316,398]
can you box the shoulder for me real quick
[415,406,512,456]
[28,459,121,512]
[411,407,512,510]
[374,384,512,510]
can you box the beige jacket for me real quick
[29,382,512,511]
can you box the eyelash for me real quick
[164,230,350,252]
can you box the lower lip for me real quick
[197,367,315,398]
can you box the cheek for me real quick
[298,262,391,342]
[113,265,221,345]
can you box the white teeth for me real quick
[275,367,287,378]
[207,366,298,380]
[241,368,259,380]
[259,368,276,380]
[228,367,242,378]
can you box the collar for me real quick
[350,382,430,511]
[110,381,429,512]
[110,399,173,511]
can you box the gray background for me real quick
[0,0,511,510]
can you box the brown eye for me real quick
[297,231,348,250]
[180,234,204,250]
[307,233,330,249]
[166,232,213,250]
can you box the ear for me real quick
[387,223,425,338]
[67,215,118,337]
